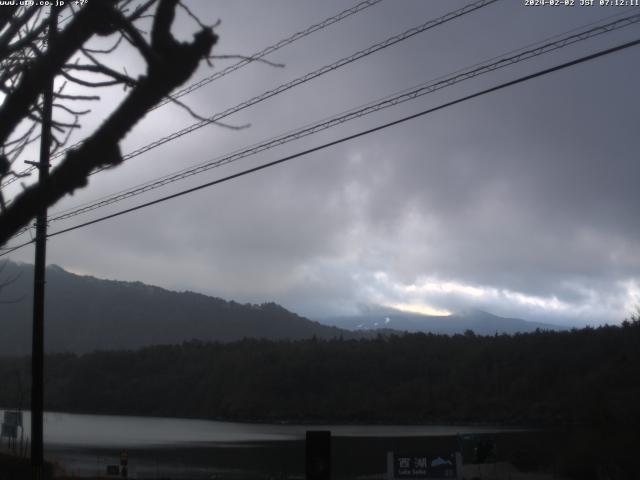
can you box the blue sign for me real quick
[393,453,457,479]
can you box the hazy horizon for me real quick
[5,259,601,329]
[3,1,639,328]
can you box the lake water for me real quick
[1,410,523,478]
[3,410,517,447]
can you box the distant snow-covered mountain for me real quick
[320,306,565,335]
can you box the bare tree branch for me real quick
[82,34,124,54]
[0,0,116,146]
[127,0,157,22]
[54,93,101,101]
[165,94,250,130]
[0,0,218,245]
[53,103,91,116]
[60,68,127,88]
[64,62,137,87]
[0,7,39,59]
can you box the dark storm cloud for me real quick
[7,0,640,325]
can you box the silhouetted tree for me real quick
[2,324,638,427]
[0,0,218,246]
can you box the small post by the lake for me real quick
[306,430,331,480]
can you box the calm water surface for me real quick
[4,410,517,447]
[1,410,523,478]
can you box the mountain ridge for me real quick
[320,305,564,336]
[0,261,563,355]
[0,261,353,355]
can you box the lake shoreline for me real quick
[1,405,537,430]
[1,410,635,479]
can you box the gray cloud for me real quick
[6,0,640,326]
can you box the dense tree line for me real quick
[1,321,639,427]
[0,262,354,355]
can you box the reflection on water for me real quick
[3,409,517,447]
[1,410,523,478]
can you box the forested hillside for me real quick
[1,321,639,426]
[0,262,352,354]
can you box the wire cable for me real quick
[1,0,386,187]
[0,0,383,188]
[46,7,639,221]
[152,0,385,110]
[39,12,640,226]
[108,0,500,163]
[1,0,499,189]
[2,36,638,257]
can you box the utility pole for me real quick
[31,6,57,479]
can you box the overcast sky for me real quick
[5,0,640,326]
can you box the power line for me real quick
[38,12,640,226]
[1,0,499,189]
[0,238,33,257]
[2,36,638,258]
[107,0,499,166]
[5,8,638,242]
[6,9,639,246]
[46,7,639,223]
[152,0,385,110]
[1,0,386,187]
